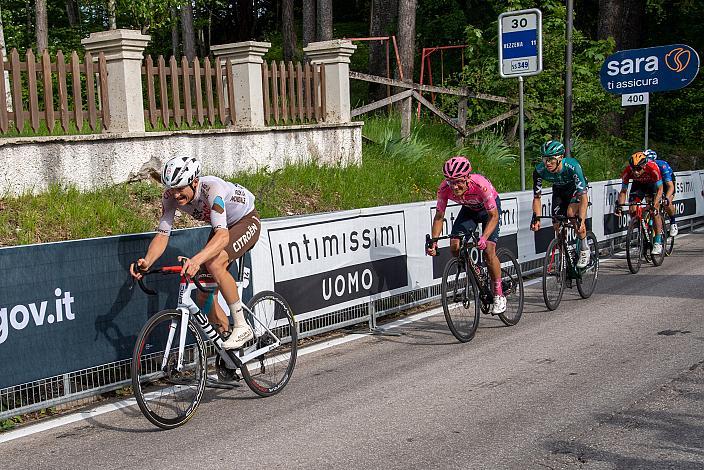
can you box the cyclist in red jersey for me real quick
[426,156,506,314]
[616,151,664,254]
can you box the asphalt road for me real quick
[2,231,704,470]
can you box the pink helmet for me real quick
[443,156,472,179]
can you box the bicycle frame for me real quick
[538,215,582,279]
[144,268,285,375]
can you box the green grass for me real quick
[1,115,701,247]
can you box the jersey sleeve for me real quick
[157,192,178,236]
[475,179,497,211]
[620,167,631,191]
[659,162,673,183]
[205,182,229,230]
[436,183,449,213]
[532,168,542,196]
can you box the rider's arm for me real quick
[431,210,444,239]
[482,207,499,240]
[143,233,169,267]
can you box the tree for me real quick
[368,0,398,101]
[317,0,332,41]
[36,0,48,52]
[171,6,180,57]
[108,0,117,29]
[302,0,316,46]
[65,0,80,28]
[235,0,253,41]
[282,0,297,61]
[181,1,196,61]
[396,0,417,81]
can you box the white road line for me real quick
[2,228,700,442]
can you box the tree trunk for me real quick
[597,0,624,136]
[107,0,117,30]
[302,0,316,46]
[35,0,48,52]
[65,0,80,28]
[282,0,297,61]
[181,1,196,62]
[236,0,253,41]
[396,0,417,82]
[620,0,646,50]
[171,6,180,57]
[368,0,398,102]
[317,0,333,41]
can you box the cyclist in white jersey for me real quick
[130,156,260,349]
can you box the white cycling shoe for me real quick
[576,249,590,269]
[492,295,507,315]
[670,223,679,237]
[223,325,254,349]
[651,243,663,255]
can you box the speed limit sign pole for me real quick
[499,8,542,191]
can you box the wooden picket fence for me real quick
[142,55,236,129]
[0,49,109,135]
[262,61,325,125]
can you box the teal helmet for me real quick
[540,140,565,158]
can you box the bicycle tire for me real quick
[542,238,566,311]
[240,291,298,397]
[576,231,599,299]
[626,219,643,274]
[495,247,524,326]
[650,213,666,267]
[441,257,480,342]
[131,309,207,430]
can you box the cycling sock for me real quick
[654,234,663,243]
[229,300,246,327]
[493,278,503,297]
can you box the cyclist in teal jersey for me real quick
[529,140,591,268]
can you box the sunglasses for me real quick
[446,178,466,187]
[542,156,560,164]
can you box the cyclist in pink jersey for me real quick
[426,156,506,314]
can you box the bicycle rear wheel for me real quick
[663,218,675,256]
[542,238,566,311]
[626,220,643,274]
[240,291,298,397]
[576,232,599,299]
[131,309,207,430]
[441,257,480,342]
[496,247,524,326]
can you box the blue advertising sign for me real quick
[600,44,700,94]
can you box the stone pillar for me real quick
[81,29,150,133]
[303,40,357,124]
[211,41,270,127]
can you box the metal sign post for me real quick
[621,92,650,148]
[498,8,542,191]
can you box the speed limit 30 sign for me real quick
[498,9,543,77]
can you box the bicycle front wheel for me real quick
[626,220,643,274]
[441,257,480,342]
[542,238,566,311]
[576,232,599,299]
[131,309,207,430]
[496,247,524,326]
[240,291,298,397]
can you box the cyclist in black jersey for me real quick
[529,140,591,268]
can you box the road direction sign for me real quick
[498,8,543,78]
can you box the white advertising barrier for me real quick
[250,172,704,320]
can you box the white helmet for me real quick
[161,156,201,189]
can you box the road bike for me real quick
[425,232,524,343]
[537,215,599,311]
[619,201,665,274]
[130,259,297,429]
